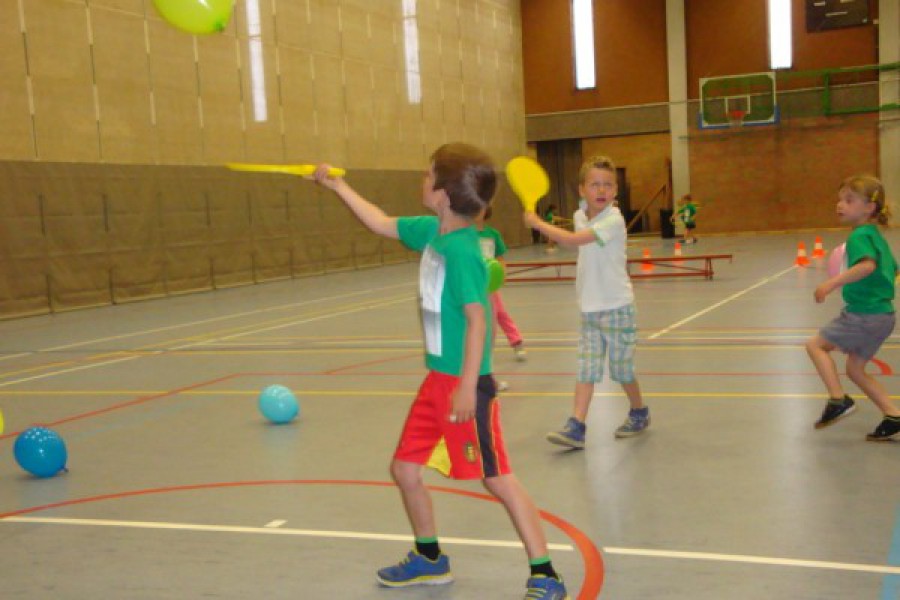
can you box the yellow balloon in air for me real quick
[152,0,235,35]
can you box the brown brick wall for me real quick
[687,114,879,233]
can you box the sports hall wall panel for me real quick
[91,8,158,164]
[688,114,879,233]
[520,0,669,113]
[0,0,526,319]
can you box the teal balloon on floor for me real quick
[258,385,299,424]
[14,427,68,478]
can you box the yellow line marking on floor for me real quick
[0,294,413,386]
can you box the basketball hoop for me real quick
[728,109,747,128]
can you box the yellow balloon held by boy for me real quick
[152,0,235,35]
[486,258,505,292]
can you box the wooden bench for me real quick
[505,254,733,282]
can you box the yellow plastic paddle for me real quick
[226,163,346,178]
[505,156,549,213]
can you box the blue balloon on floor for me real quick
[14,427,68,478]
[258,385,299,424]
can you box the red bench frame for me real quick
[505,254,733,282]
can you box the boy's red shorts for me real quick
[394,371,511,480]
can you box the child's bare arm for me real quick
[523,212,595,247]
[814,258,876,303]
[312,165,399,239]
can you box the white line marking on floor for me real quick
[0,295,412,388]
[1,516,573,551]
[36,283,414,353]
[649,266,798,340]
[0,355,140,388]
[264,520,287,528]
[604,546,900,575]
[170,296,412,351]
[0,352,35,363]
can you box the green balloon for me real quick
[152,0,234,35]
[486,259,505,293]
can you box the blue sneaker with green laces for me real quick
[524,575,569,599]
[375,550,453,587]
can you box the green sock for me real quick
[529,555,558,579]
[415,537,441,561]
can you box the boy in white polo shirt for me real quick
[524,155,649,447]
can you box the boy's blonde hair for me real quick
[578,155,616,184]
[841,175,891,226]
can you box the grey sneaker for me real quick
[514,344,527,362]
[615,408,650,438]
[546,417,586,449]
[497,380,510,392]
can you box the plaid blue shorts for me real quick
[578,304,637,384]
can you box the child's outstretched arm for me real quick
[523,212,595,247]
[311,164,399,239]
[814,258,876,303]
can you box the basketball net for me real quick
[728,109,746,129]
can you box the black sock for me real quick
[529,558,559,579]
[415,539,441,561]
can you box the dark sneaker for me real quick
[615,407,650,438]
[546,417,586,449]
[814,395,856,429]
[524,575,569,599]
[376,551,452,587]
[865,417,900,442]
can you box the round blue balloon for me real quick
[258,385,299,424]
[14,427,68,478]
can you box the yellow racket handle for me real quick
[226,163,346,178]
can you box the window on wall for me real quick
[402,0,422,104]
[572,0,595,89]
[246,0,268,121]
[767,0,793,69]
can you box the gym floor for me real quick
[0,231,898,600]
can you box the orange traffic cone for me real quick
[674,241,682,257]
[795,241,810,267]
[812,236,825,258]
[641,247,654,272]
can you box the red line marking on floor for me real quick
[0,373,240,441]
[321,352,422,375]
[871,357,893,376]
[0,479,604,599]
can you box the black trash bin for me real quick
[660,209,675,239]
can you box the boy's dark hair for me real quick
[430,143,496,217]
